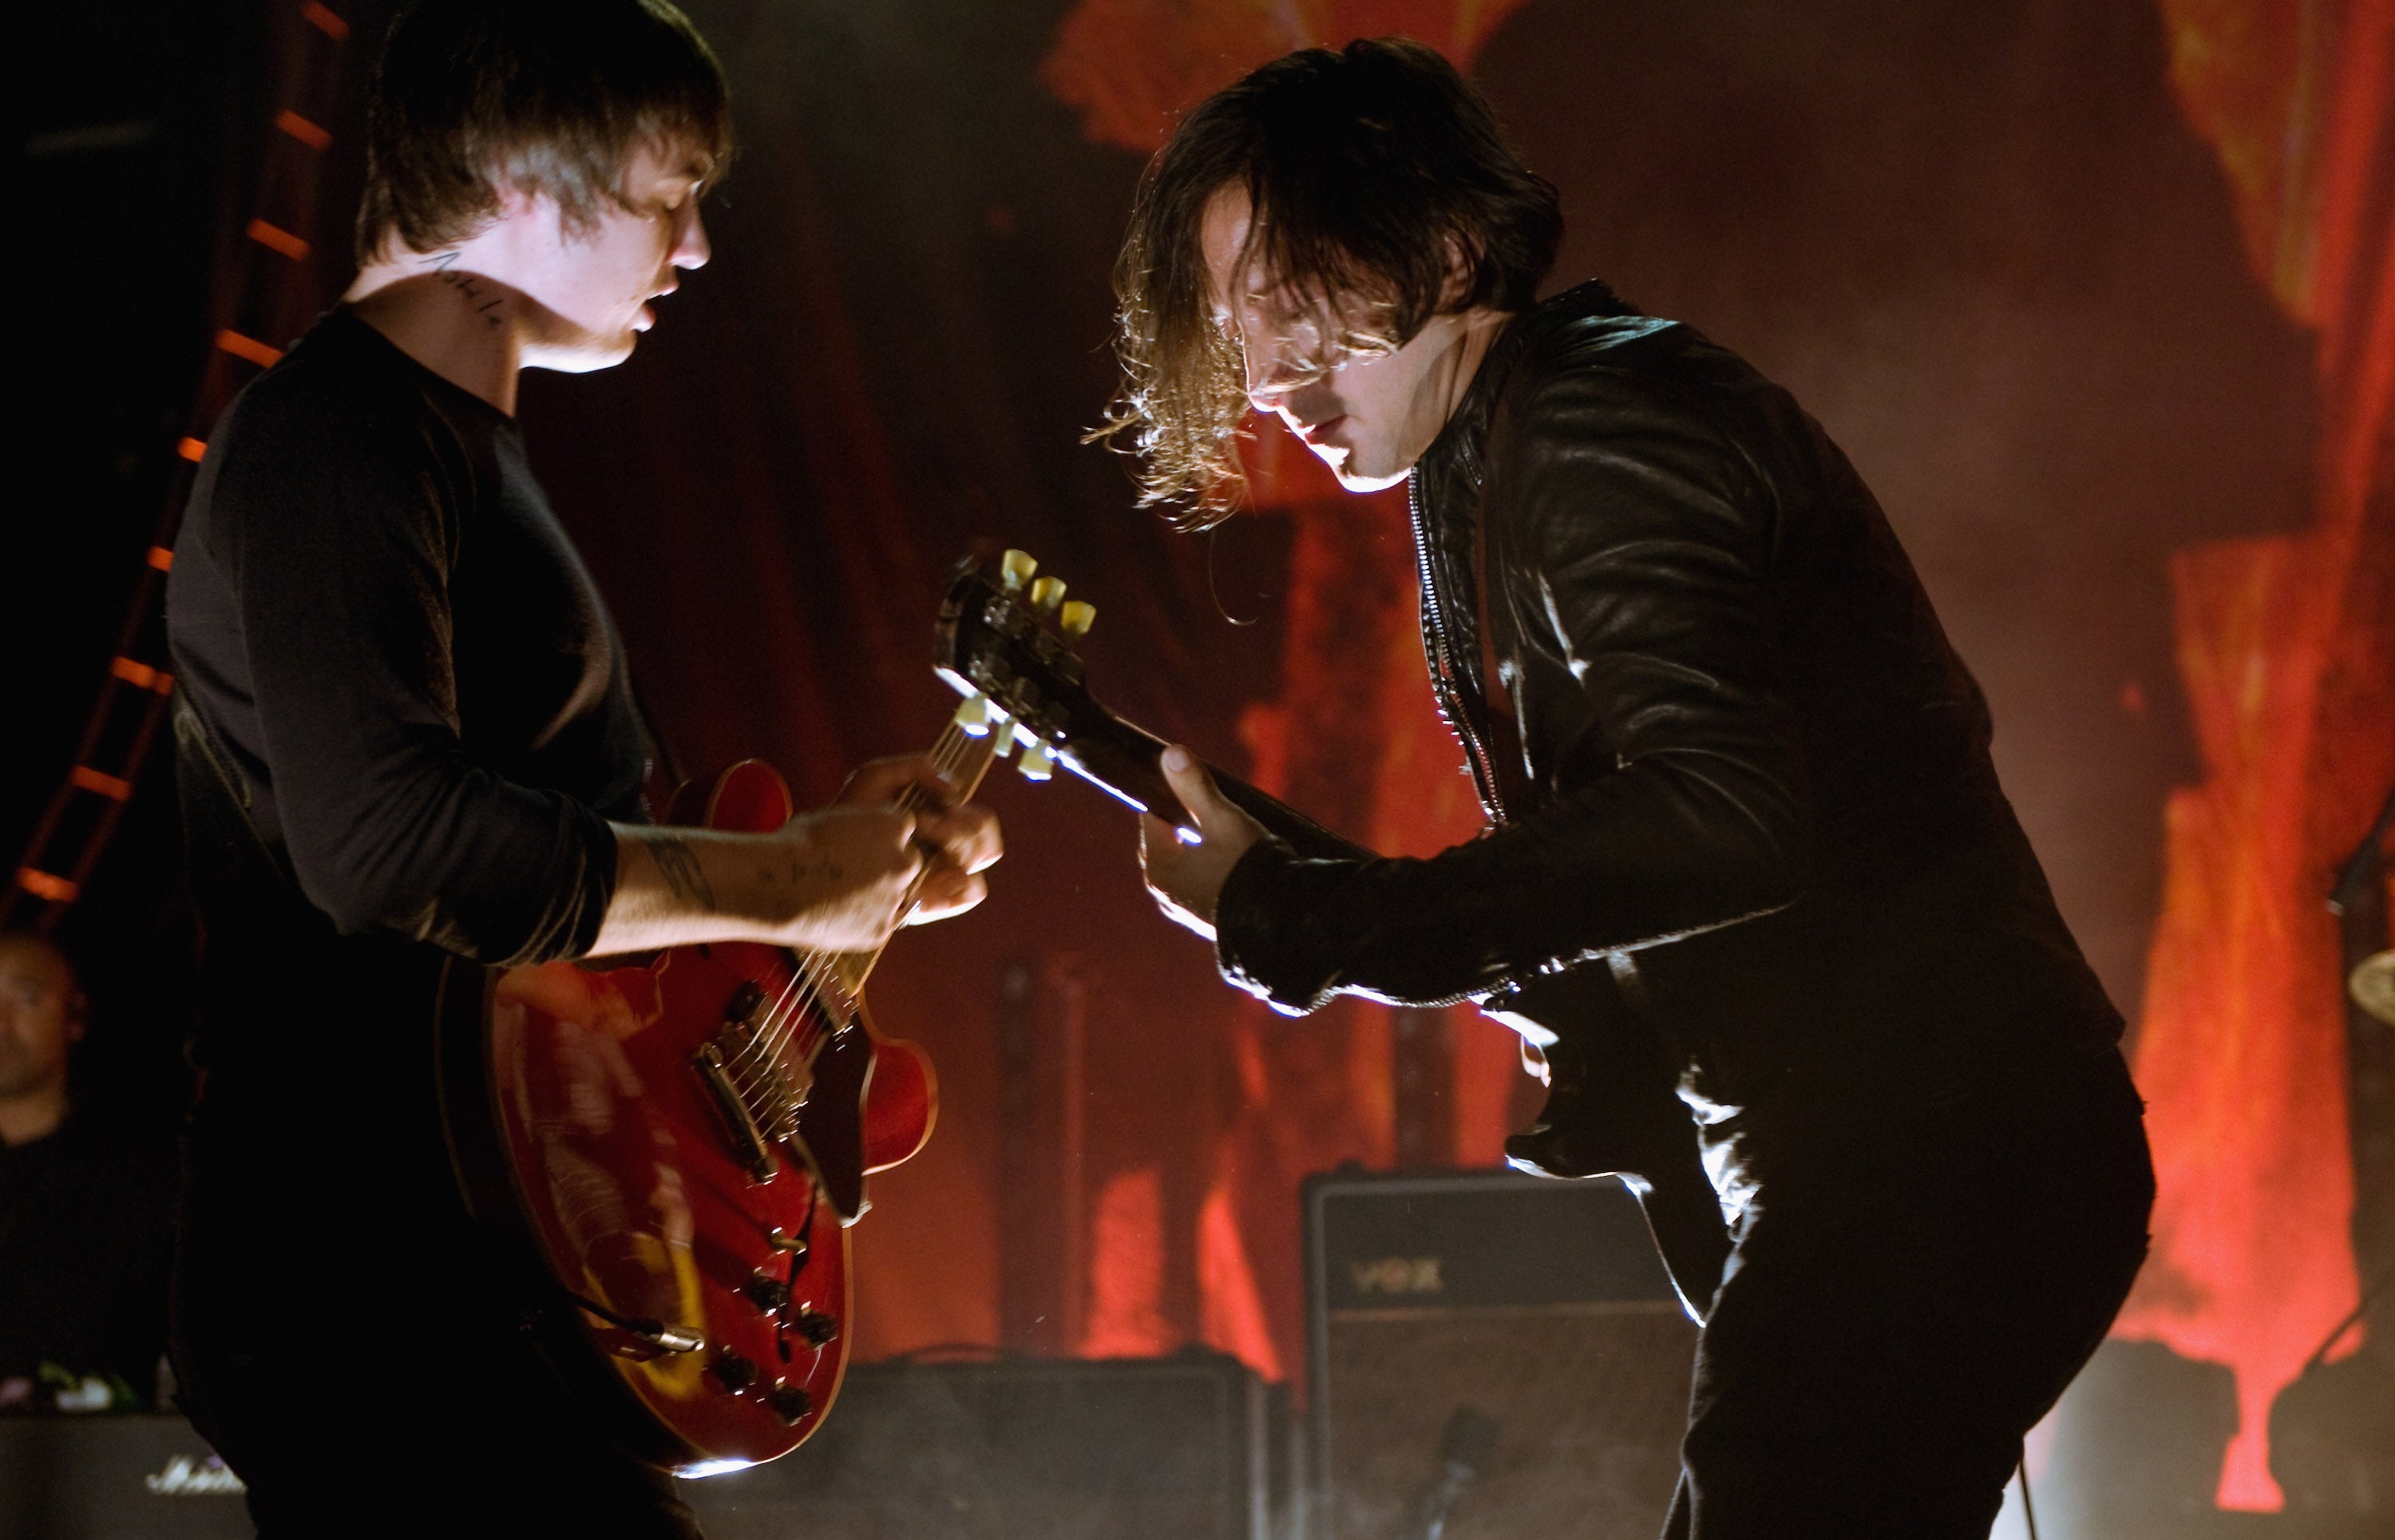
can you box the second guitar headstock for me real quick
[935,548,1102,786]
[932,549,1372,861]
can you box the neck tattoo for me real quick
[425,250,505,331]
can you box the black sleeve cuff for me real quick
[476,794,618,968]
[1213,838,1345,1016]
[556,796,620,960]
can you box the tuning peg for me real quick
[1017,741,1056,782]
[1059,600,1095,642]
[1000,549,1038,592]
[1029,576,1067,615]
[991,717,1018,757]
[952,692,994,737]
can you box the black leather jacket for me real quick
[1216,282,2121,1150]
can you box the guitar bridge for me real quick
[691,981,813,1182]
[694,1043,778,1182]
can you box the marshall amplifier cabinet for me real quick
[2,1354,1288,1540]
[0,1360,1293,1540]
[1303,1168,1696,1540]
[0,1415,254,1539]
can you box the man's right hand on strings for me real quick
[594,753,1000,957]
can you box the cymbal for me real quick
[2353,949,2395,1028]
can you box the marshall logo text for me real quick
[144,1454,247,1495]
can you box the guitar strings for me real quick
[733,723,964,1073]
[727,719,998,1118]
[745,722,979,1067]
[730,722,984,1115]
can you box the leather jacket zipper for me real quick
[1408,469,1506,823]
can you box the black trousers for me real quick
[170,1159,705,1538]
[1662,1051,2154,1538]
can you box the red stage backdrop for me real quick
[2112,0,2395,1508]
[29,2,2389,1503]
[1045,0,1536,153]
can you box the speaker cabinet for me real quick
[0,1415,254,1539]
[0,1356,1283,1540]
[691,1352,1281,1540]
[1304,1170,1696,1540]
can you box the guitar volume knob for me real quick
[743,1272,793,1312]
[709,1351,758,1392]
[765,1381,814,1425]
[791,1309,840,1347]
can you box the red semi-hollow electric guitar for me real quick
[432,612,1031,1475]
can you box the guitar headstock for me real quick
[934,550,1371,857]
[935,550,1102,786]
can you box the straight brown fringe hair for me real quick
[355,0,734,267]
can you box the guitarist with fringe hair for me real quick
[165,4,998,1531]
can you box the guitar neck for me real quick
[1055,709,1372,863]
[932,553,1371,864]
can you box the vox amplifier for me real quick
[1303,1168,1696,1540]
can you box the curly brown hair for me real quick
[355,0,734,267]
[1095,38,1562,524]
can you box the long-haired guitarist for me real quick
[1109,40,2153,1538]
[164,2,998,1531]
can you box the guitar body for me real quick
[435,760,936,1475]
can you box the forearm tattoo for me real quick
[647,833,717,911]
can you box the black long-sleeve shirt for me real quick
[165,310,649,1247]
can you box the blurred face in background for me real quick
[0,936,81,1108]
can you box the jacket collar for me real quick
[1405,279,1641,821]
[1419,278,1636,490]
